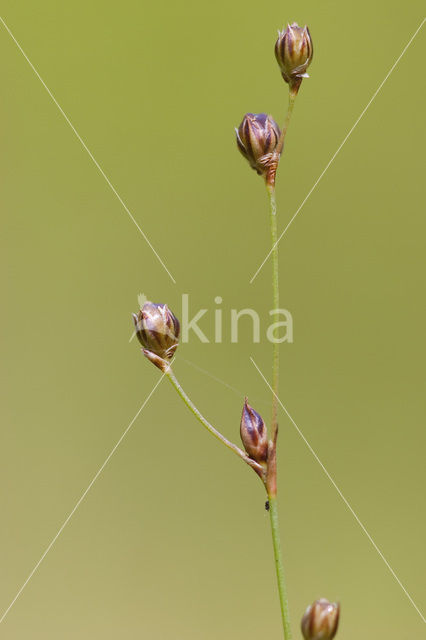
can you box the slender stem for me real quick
[268,88,298,435]
[268,495,292,640]
[267,188,291,637]
[165,367,263,475]
[275,87,297,157]
[266,88,298,189]
[268,184,280,439]
[265,86,299,639]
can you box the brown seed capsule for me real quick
[275,23,313,90]
[240,398,268,464]
[236,113,280,177]
[132,301,180,371]
[301,599,340,640]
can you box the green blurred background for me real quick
[1,1,425,638]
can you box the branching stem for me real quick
[165,367,263,476]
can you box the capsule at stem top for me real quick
[275,23,313,92]
[132,301,180,371]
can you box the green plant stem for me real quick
[275,87,297,157]
[268,495,292,640]
[267,186,292,640]
[265,87,299,640]
[268,184,280,438]
[165,367,262,474]
[268,89,298,437]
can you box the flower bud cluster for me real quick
[133,23,341,635]
[235,22,313,181]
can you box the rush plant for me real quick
[132,20,340,640]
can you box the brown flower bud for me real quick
[301,599,340,640]
[240,398,268,464]
[132,301,180,371]
[236,113,280,177]
[275,23,313,90]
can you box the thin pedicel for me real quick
[132,20,339,639]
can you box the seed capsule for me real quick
[301,599,340,640]
[275,23,313,90]
[235,113,280,177]
[240,398,268,464]
[132,301,180,371]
